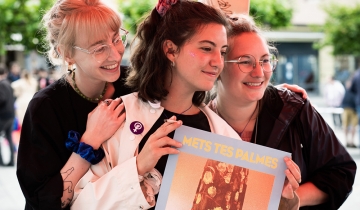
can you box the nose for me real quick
[210,51,224,70]
[108,43,124,61]
[250,61,264,77]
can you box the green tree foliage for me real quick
[119,0,157,34]
[320,4,360,56]
[0,0,52,55]
[119,0,292,35]
[250,0,293,29]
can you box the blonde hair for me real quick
[42,0,121,71]
[227,14,277,57]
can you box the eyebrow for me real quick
[199,40,228,48]
[240,54,270,57]
[87,31,120,48]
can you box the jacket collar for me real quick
[259,86,305,148]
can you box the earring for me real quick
[171,61,175,67]
[68,64,75,73]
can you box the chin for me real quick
[199,82,217,91]
[107,71,121,83]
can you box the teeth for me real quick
[102,64,117,69]
[245,82,261,86]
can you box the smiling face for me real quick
[218,32,273,104]
[69,28,124,84]
[170,23,228,93]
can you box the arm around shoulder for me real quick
[297,100,356,208]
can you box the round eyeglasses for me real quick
[73,28,129,63]
[225,54,278,73]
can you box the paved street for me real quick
[0,94,359,209]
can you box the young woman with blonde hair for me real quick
[17,0,131,209]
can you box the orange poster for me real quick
[156,126,290,210]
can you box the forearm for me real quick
[60,153,90,208]
[71,157,154,209]
[296,182,328,207]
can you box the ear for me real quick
[162,40,178,62]
[57,45,75,65]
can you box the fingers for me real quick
[102,99,112,106]
[284,157,301,184]
[285,169,299,190]
[282,182,295,199]
[98,98,125,119]
[107,97,121,109]
[294,85,308,99]
[114,98,126,116]
[137,117,183,175]
[278,83,308,99]
[283,157,301,200]
[150,116,183,149]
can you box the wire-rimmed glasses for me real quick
[225,54,278,73]
[73,28,129,63]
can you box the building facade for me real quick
[267,0,360,94]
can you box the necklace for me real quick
[216,100,258,138]
[71,71,107,103]
[254,116,258,144]
[163,103,193,123]
[237,101,258,137]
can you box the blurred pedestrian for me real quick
[342,79,358,148]
[7,62,21,83]
[0,66,16,166]
[324,76,345,128]
[37,68,53,90]
[11,70,38,126]
[350,65,360,145]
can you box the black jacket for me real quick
[253,86,356,210]
[0,79,15,120]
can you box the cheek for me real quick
[219,59,225,71]
[221,70,240,88]
[264,72,273,82]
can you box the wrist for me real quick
[80,132,100,149]
[136,156,146,176]
[65,130,105,164]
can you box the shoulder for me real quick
[120,92,154,113]
[28,77,68,111]
[0,79,11,87]
[260,86,306,123]
[273,86,306,107]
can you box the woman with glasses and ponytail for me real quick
[16,0,132,209]
[209,14,356,209]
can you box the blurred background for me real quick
[1,0,360,94]
[1,0,360,209]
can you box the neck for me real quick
[216,95,258,132]
[68,71,108,101]
[161,87,197,115]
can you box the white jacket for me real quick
[71,93,241,210]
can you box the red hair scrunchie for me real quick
[156,0,178,17]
